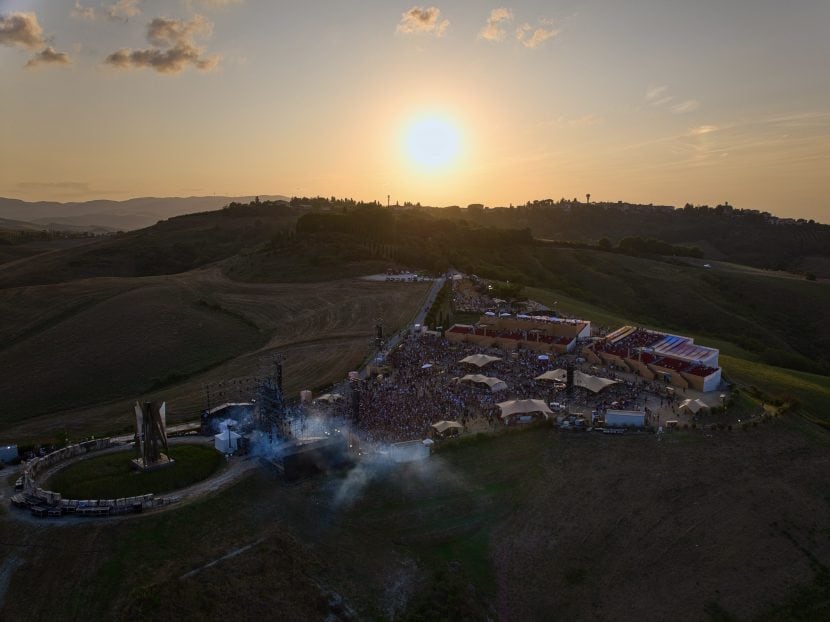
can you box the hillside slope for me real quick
[0,194,289,231]
[0,269,429,440]
[0,201,299,288]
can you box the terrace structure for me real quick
[584,326,722,392]
[446,314,590,355]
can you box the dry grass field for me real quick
[0,267,430,442]
[1,417,827,621]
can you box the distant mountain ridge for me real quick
[0,195,289,232]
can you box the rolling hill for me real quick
[1,201,828,439]
[0,194,289,232]
[0,201,300,288]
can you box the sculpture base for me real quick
[131,453,175,472]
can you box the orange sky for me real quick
[1,1,828,221]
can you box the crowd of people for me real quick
[326,332,684,445]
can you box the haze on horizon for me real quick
[1,0,828,222]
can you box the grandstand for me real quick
[446,314,590,354]
[585,327,722,392]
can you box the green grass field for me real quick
[45,444,223,499]
[4,421,824,621]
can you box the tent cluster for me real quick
[534,369,620,393]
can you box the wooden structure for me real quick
[132,401,174,471]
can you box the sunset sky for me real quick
[1,1,828,220]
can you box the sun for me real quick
[404,114,461,172]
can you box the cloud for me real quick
[72,1,142,22]
[671,99,701,114]
[147,14,212,47]
[71,2,97,21]
[645,85,668,102]
[645,86,700,114]
[0,12,44,49]
[186,0,243,7]
[106,45,218,73]
[25,46,71,68]
[688,125,718,136]
[1,12,71,69]
[396,6,449,37]
[567,114,603,127]
[107,0,142,20]
[515,19,559,48]
[105,14,219,74]
[479,7,513,42]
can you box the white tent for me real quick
[574,371,620,394]
[214,430,241,453]
[315,393,344,403]
[460,374,508,392]
[534,369,617,393]
[497,399,553,419]
[432,420,464,434]
[459,354,502,367]
[535,369,567,383]
[679,398,709,414]
[421,363,434,369]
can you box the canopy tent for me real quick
[459,354,502,367]
[315,393,344,403]
[535,369,567,383]
[432,420,464,434]
[214,430,241,453]
[679,398,709,414]
[421,363,434,369]
[574,371,620,394]
[534,369,618,393]
[537,354,550,361]
[497,399,553,419]
[460,374,508,392]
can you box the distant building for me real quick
[446,314,590,354]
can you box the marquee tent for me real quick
[534,369,618,393]
[432,420,464,434]
[679,398,709,414]
[497,399,553,419]
[460,374,508,392]
[535,369,567,383]
[315,393,344,403]
[574,371,619,393]
[459,354,502,367]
